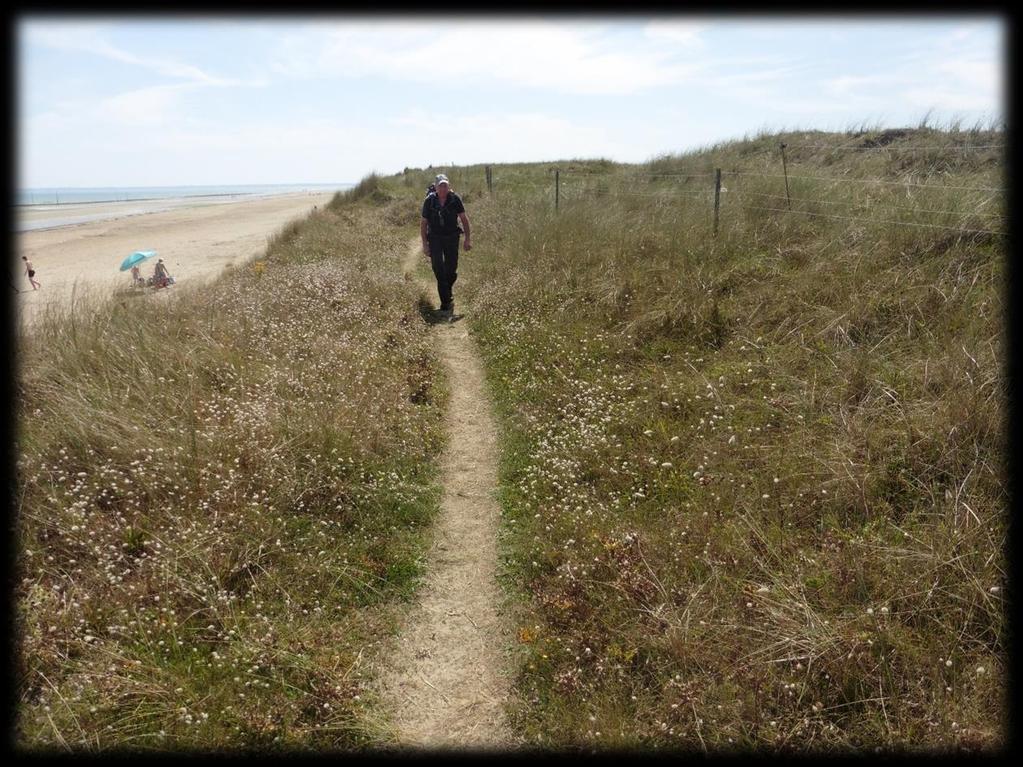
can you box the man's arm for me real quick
[421,217,430,256]
[458,212,471,251]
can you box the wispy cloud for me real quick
[642,19,707,46]
[388,107,632,164]
[268,20,708,95]
[24,21,265,132]
[26,22,224,84]
[99,84,200,127]
[819,26,1002,118]
[19,18,1004,187]
[24,19,268,94]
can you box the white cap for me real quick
[435,173,450,186]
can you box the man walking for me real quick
[22,256,40,290]
[421,174,471,318]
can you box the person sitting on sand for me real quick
[22,256,41,290]
[152,258,173,288]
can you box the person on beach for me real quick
[421,174,471,317]
[22,256,40,290]
[130,264,144,288]
[152,258,173,288]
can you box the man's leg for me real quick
[429,236,451,309]
[442,235,460,311]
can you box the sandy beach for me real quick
[13,191,336,331]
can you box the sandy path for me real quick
[12,192,335,331]
[376,240,515,751]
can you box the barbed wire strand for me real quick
[775,143,1005,152]
[725,170,1005,193]
[561,190,712,200]
[501,170,1004,193]
[740,204,1006,236]
[563,171,719,179]
[732,190,1008,219]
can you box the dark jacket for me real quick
[422,192,465,236]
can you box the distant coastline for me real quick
[17,183,352,207]
[15,184,353,233]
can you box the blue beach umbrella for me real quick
[120,250,156,272]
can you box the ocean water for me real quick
[15,183,354,232]
[17,183,352,207]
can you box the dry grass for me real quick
[15,121,1006,753]
[423,124,1005,752]
[14,199,446,750]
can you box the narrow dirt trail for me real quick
[375,240,515,750]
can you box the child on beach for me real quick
[130,264,144,287]
[22,256,40,290]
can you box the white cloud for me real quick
[642,20,707,47]
[267,20,707,95]
[23,103,635,186]
[23,19,260,87]
[711,63,802,86]
[825,74,895,96]
[934,55,1000,94]
[821,51,1000,117]
[387,107,636,167]
[99,84,198,127]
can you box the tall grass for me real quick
[14,197,446,750]
[442,124,1005,751]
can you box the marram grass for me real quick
[450,124,1004,752]
[15,200,446,751]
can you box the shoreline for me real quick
[16,190,339,233]
[14,191,338,331]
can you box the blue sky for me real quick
[17,15,1005,188]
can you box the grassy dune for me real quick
[15,123,1006,753]
[431,126,1004,750]
[14,190,446,750]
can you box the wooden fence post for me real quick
[486,165,492,194]
[713,168,721,236]
[780,143,792,210]
[555,169,560,211]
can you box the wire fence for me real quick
[737,205,1005,237]
[735,190,1008,219]
[483,147,1007,239]
[775,143,1006,152]
[725,170,1005,193]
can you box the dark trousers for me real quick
[428,233,460,308]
